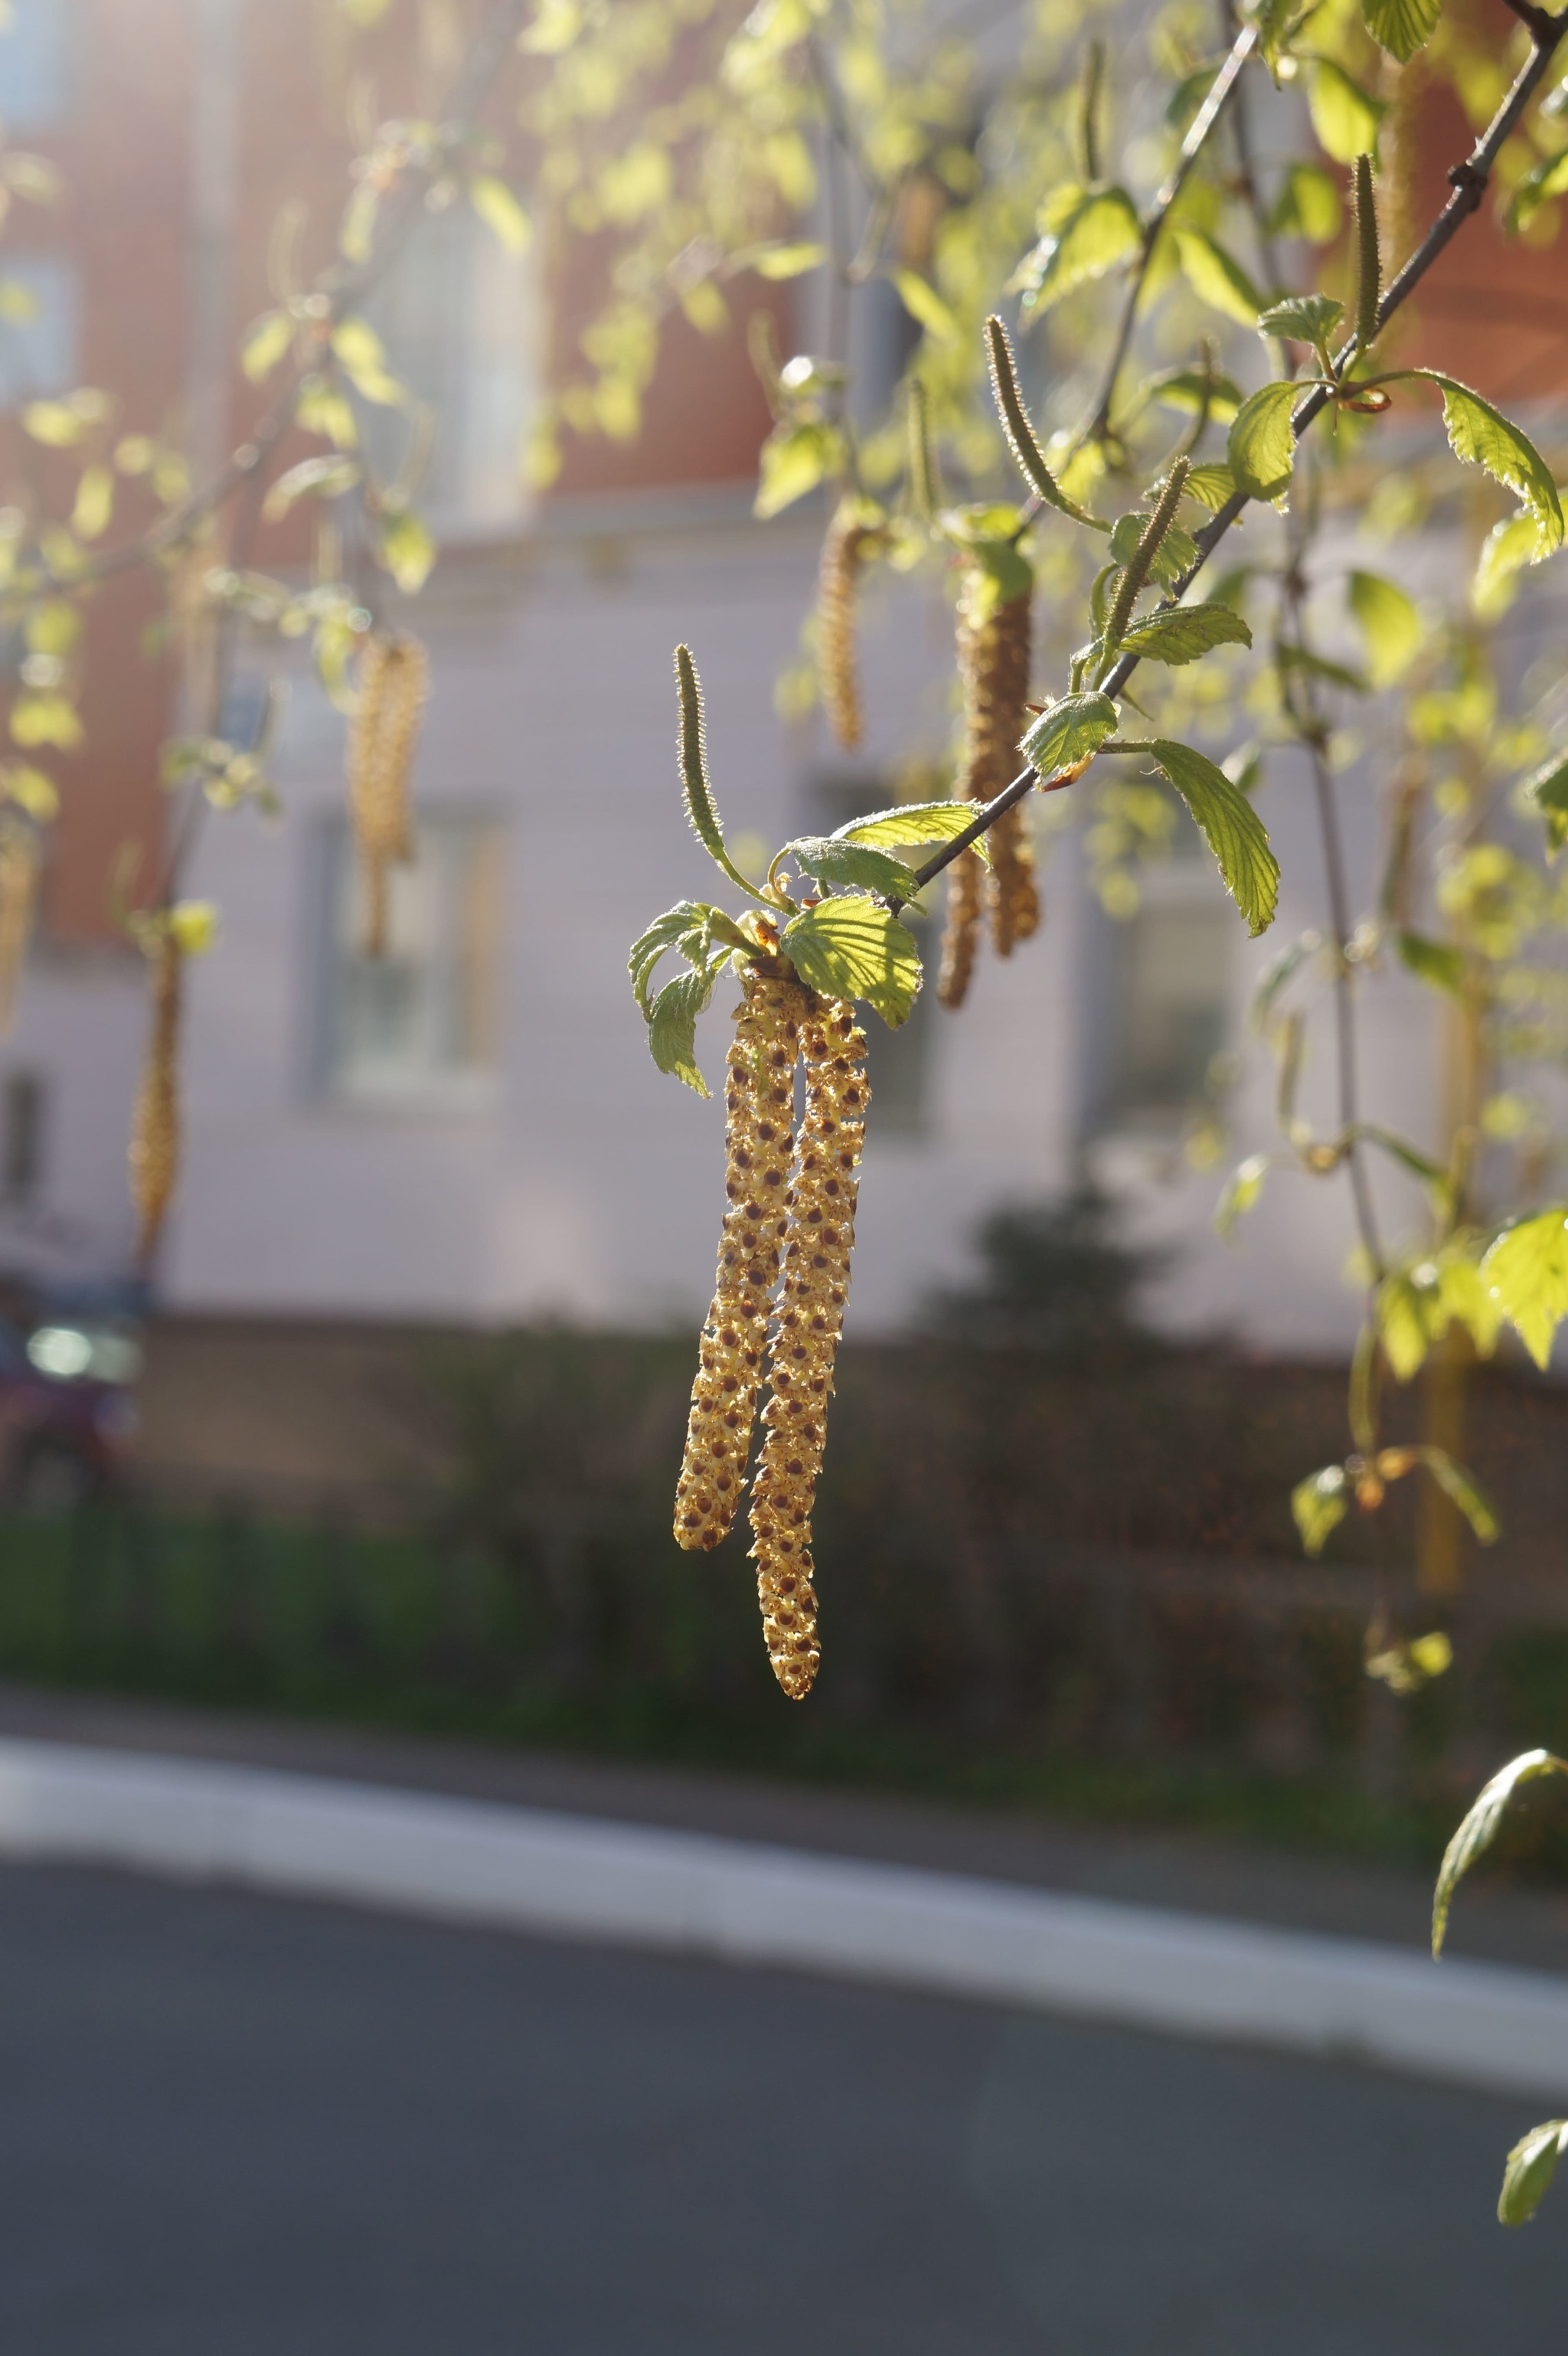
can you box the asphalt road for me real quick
[0,1863,1562,2354]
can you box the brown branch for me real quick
[903,8,1567,904]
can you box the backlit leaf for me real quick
[1361,0,1441,62]
[1014,182,1140,316]
[781,894,922,1027]
[755,420,842,519]
[1228,380,1298,501]
[833,800,979,850]
[1473,511,1544,619]
[1306,58,1386,163]
[469,175,532,253]
[1147,738,1279,933]
[1499,2122,1568,2227]
[1348,570,1422,685]
[1214,1152,1270,1238]
[1019,691,1118,776]
[737,240,827,279]
[1174,229,1262,326]
[378,509,434,593]
[1115,603,1253,665]
[1482,1206,1568,1368]
[241,309,292,384]
[1184,462,1236,512]
[1396,929,1463,996]
[890,269,959,343]
[1257,292,1343,351]
[788,837,920,897]
[1417,1446,1499,1544]
[649,967,715,1096]
[1510,148,1568,234]
[1402,373,1564,555]
[1434,1750,1568,1954]
[1268,162,1342,243]
[1292,1463,1348,1556]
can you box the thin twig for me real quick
[902,10,1566,904]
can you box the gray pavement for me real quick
[0,1861,1563,2353]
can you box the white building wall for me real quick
[122,488,1450,1351]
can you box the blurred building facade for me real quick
[0,0,1563,1368]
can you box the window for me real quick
[0,0,71,130]
[0,258,80,407]
[317,814,504,1104]
[364,202,540,534]
[808,779,931,1136]
[1100,835,1233,1127]
[1,1069,44,1201]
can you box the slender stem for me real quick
[902,9,1567,904]
[1081,24,1258,447]
[1309,740,1385,1278]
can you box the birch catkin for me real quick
[939,560,1038,1002]
[749,997,870,1701]
[0,828,41,1034]
[672,965,809,1551]
[348,629,427,956]
[129,931,181,1264]
[818,504,872,753]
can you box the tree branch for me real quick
[903,8,1567,904]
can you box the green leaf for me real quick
[737,240,827,279]
[1014,182,1141,316]
[1228,380,1298,502]
[1401,373,1564,556]
[754,420,842,519]
[1214,1152,1270,1238]
[890,269,959,343]
[469,174,532,253]
[1146,738,1280,934]
[332,318,403,407]
[1276,642,1367,695]
[241,309,292,384]
[1257,291,1344,351]
[1499,2122,1568,2227]
[1361,0,1441,62]
[1292,1463,1348,1557]
[831,800,979,850]
[1348,569,1422,686]
[648,967,716,1096]
[628,899,717,1012]
[1433,1750,1568,1955]
[1510,147,1568,234]
[1146,365,1242,424]
[1306,58,1387,165]
[1473,510,1544,619]
[378,508,435,593]
[1268,162,1342,243]
[1115,603,1253,665]
[1183,462,1236,513]
[1396,929,1463,996]
[781,894,922,1028]
[1481,1206,1568,1368]
[1173,228,1263,326]
[1109,509,1199,587]
[1522,748,1568,854]
[1416,1446,1499,1544]
[1019,691,1119,776]
[788,837,920,897]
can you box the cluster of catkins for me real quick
[818,502,877,753]
[939,560,1039,1009]
[348,629,428,956]
[672,949,870,1699]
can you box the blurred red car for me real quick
[0,1318,140,1510]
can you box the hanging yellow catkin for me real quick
[0,827,41,1035]
[956,561,1038,959]
[749,996,870,1700]
[673,962,810,1551]
[936,843,982,1009]
[348,629,428,957]
[129,930,182,1265]
[818,503,873,753]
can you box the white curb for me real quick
[0,1734,1562,2099]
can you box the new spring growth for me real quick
[1105,457,1190,645]
[818,503,879,753]
[1352,152,1380,355]
[984,316,1089,524]
[348,630,427,959]
[1075,36,1105,184]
